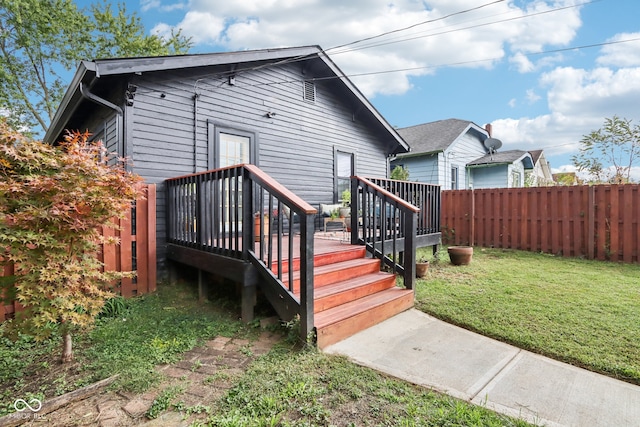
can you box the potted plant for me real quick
[448,246,473,265]
[416,257,430,278]
[339,189,351,218]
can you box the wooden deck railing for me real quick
[351,177,421,289]
[366,177,441,238]
[165,165,317,338]
[1,184,157,322]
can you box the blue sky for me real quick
[79,0,640,178]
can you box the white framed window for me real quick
[512,171,522,188]
[451,166,459,190]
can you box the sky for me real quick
[85,0,640,178]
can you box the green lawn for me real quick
[415,246,640,384]
[1,279,532,425]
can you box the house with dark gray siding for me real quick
[392,118,534,189]
[45,46,441,347]
[45,46,409,267]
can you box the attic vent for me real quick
[303,80,316,102]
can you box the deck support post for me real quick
[167,260,177,284]
[198,269,205,302]
[241,283,256,323]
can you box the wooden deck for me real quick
[165,168,440,347]
[167,232,414,348]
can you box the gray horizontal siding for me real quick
[129,62,393,266]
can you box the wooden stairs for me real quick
[275,245,414,349]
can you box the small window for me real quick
[512,171,522,187]
[451,166,459,190]
[303,80,316,102]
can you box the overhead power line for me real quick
[131,0,621,96]
[327,0,506,53]
[326,0,601,56]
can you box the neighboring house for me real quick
[45,45,410,268]
[528,149,554,186]
[392,118,534,189]
[466,149,534,189]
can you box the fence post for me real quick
[470,189,475,247]
[587,186,595,259]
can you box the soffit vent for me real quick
[303,80,316,103]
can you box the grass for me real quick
[199,346,531,427]
[0,277,533,425]
[0,280,257,416]
[415,246,640,385]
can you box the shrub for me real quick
[0,122,143,362]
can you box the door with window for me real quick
[335,149,355,203]
[218,132,251,167]
[208,123,257,236]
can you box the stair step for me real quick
[312,272,397,312]
[315,287,414,349]
[289,258,381,292]
[272,246,366,274]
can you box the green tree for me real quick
[390,165,410,180]
[0,0,191,134]
[572,116,640,184]
[0,121,143,362]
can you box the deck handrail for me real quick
[366,177,441,236]
[351,176,420,289]
[165,164,316,339]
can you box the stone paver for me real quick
[20,331,281,426]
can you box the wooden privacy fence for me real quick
[1,184,157,322]
[442,184,640,263]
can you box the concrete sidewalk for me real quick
[324,309,640,427]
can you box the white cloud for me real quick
[597,33,640,67]
[141,0,186,13]
[154,11,226,44]
[510,52,535,73]
[540,66,640,118]
[492,66,640,164]
[140,0,160,12]
[151,0,585,97]
[526,89,541,104]
[505,0,582,53]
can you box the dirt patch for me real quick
[14,331,282,426]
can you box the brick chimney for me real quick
[485,123,493,136]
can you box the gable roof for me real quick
[467,150,534,169]
[45,45,409,153]
[395,118,488,156]
[528,149,544,164]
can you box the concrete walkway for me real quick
[324,309,640,427]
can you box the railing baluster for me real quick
[353,176,438,290]
[166,164,317,343]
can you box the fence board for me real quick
[442,184,640,263]
[1,184,156,322]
